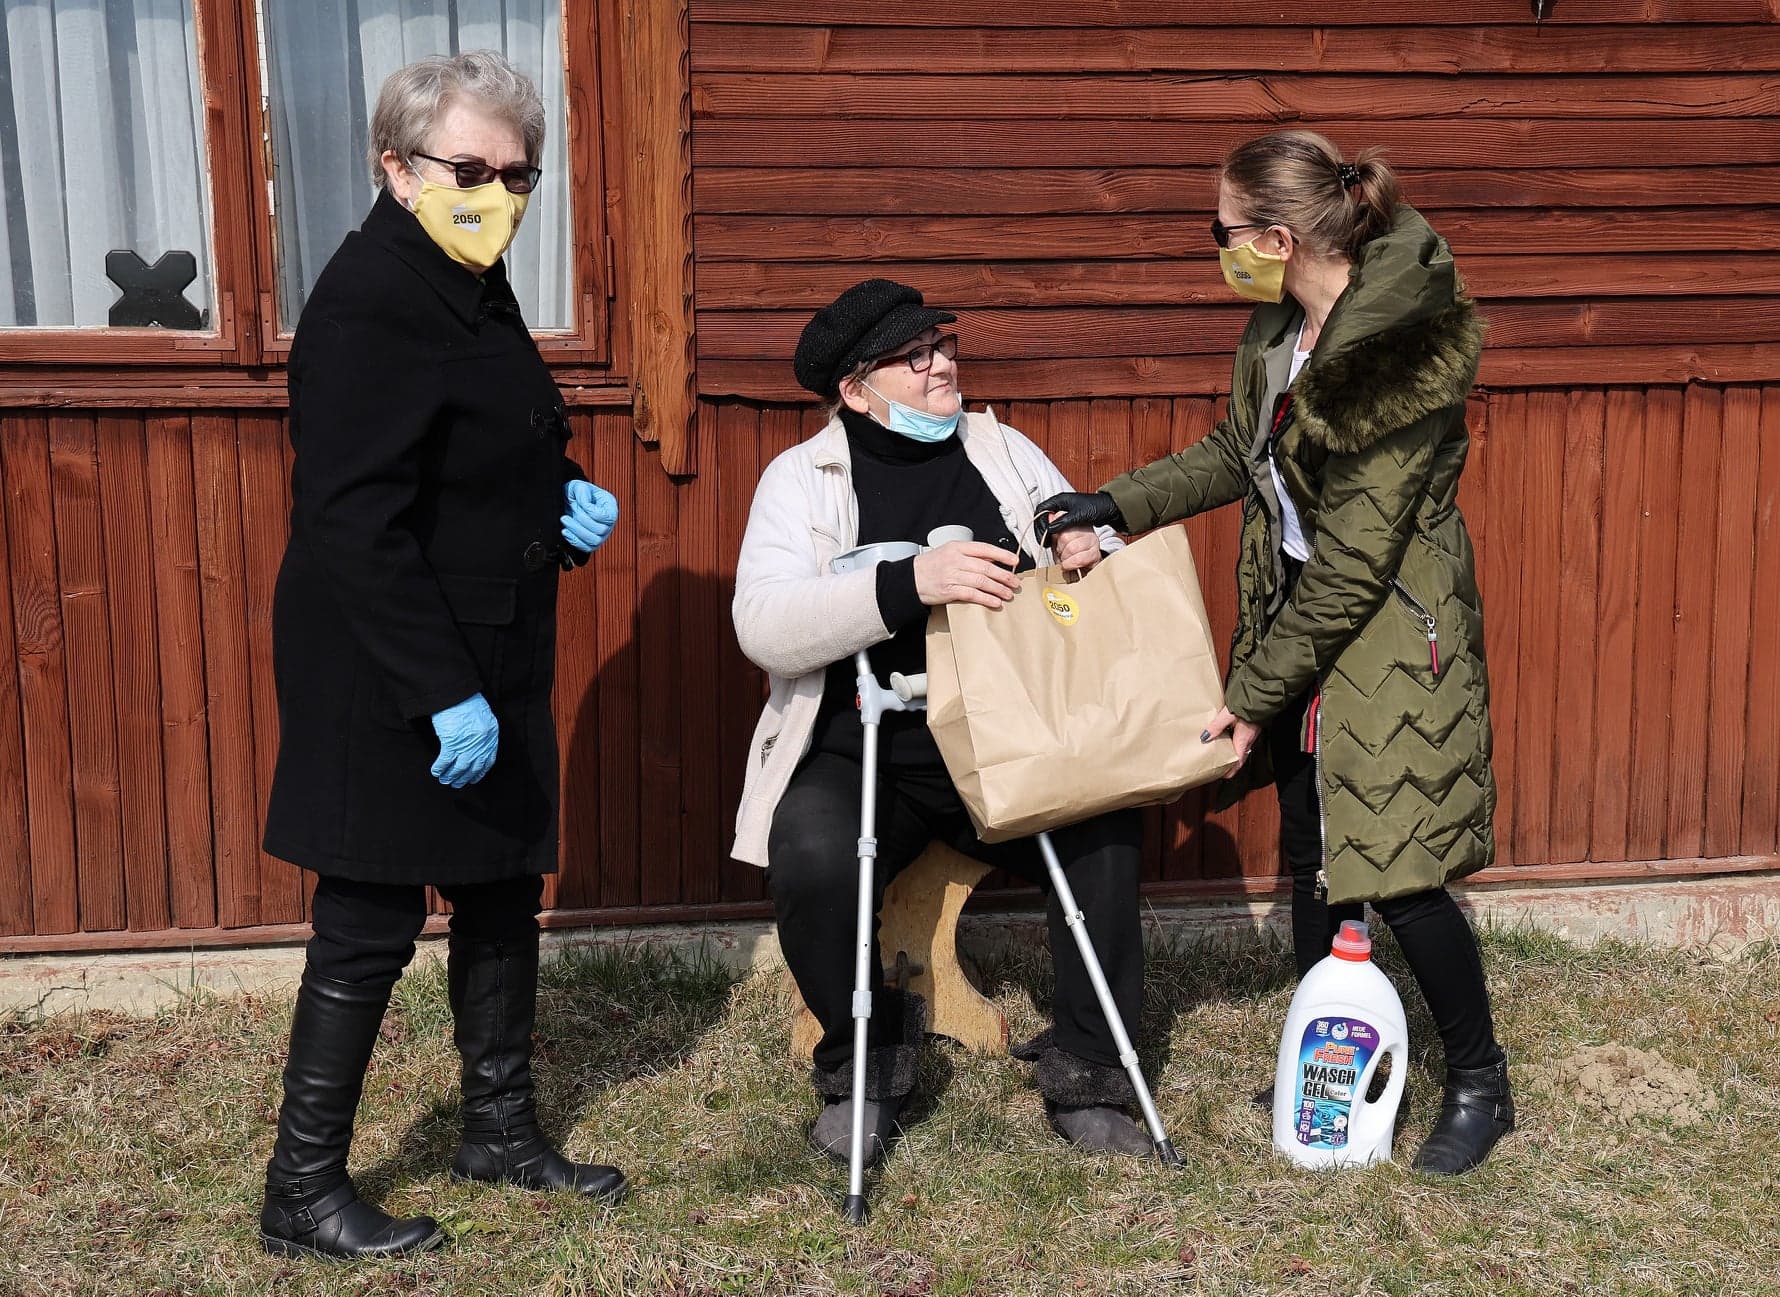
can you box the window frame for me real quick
[240,0,610,366]
[0,0,611,369]
[0,0,258,364]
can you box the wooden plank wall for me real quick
[6,1,1780,946]
[2,385,1779,945]
[686,2,1780,397]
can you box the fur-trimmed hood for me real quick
[1289,207,1485,455]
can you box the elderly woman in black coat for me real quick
[258,51,623,1261]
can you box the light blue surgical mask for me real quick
[863,380,961,443]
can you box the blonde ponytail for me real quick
[1221,130,1401,260]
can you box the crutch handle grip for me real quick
[889,671,928,704]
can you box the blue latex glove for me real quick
[430,693,499,788]
[562,480,619,555]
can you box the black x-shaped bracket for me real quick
[106,249,207,329]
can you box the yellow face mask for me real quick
[410,178,528,269]
[1218,236,1287,304]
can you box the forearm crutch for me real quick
[892,661,1182,1168]
[1012,515,1181,1164]
[1034,830,1182,1166]
[843,647,879,1223]
[830,540,926,1225]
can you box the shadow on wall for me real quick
[549,407,1272,915]
[557,563,768,913]
[557,543,1262,914]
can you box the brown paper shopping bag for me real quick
[925,525,1239,842]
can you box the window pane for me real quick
[0,0,215,329]
[261,0,571,331]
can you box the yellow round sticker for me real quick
[1043,587,1079,626]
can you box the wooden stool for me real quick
[788,841,1008,1059]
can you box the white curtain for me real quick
[0,0,212,328]
[263,0,569,330]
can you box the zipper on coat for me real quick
[1253,394,1297,615]
[1306,684,1331,901]
[1391,578,1441,677]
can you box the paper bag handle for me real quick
[1023,506,1062,565]
[1028,506,1113,585]
[1027,509,1090,587]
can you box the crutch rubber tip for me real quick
[1154,1139,1184,1167]
[843,1194,871,1225]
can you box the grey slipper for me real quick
[1047,1103,1156,1158]
[809,1096,903,1166]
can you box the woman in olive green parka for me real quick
[1038,131,1513,1175]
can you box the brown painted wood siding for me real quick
[686,4,1780,398]
[5,1,1780,947]
[3,386,1778,946]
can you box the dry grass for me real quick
[2,926,1777,1297]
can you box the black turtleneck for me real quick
[811,406,1029,770]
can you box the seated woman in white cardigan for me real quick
[730,278,1150,1161]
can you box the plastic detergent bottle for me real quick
[1271,920,1408,1169]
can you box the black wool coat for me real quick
[263,190,587,886]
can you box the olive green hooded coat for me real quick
[1103,206,1493,905]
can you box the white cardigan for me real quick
[729,407,1121,866]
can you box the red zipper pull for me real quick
[1426,623,1440,677]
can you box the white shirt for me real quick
[1270,321,1314,561]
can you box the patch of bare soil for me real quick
[1526,1043,1719,1127]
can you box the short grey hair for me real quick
[823,357,877,421]
[368,50,546,188]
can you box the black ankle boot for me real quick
[1411,1056,1515,1175]
[260,970,444,1260]
[447,934,627,1202]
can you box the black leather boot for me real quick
[447,934,627,1202]
[260,970,444,1260]
[1411,1055,1515,1175]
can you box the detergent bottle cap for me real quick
[1331,920,1372,962]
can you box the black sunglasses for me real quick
[870,332,959,374]
[412,151,542,195]
[1210,218,1269,250]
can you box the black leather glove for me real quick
[1033,490,1126,544]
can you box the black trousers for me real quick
[305,873,546,990]
[1270,693,1501,1072]
[767,752,1143,1076]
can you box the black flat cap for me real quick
[793,278,956,399]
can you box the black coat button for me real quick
[529,406,569,441]
[523,541,549,572]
